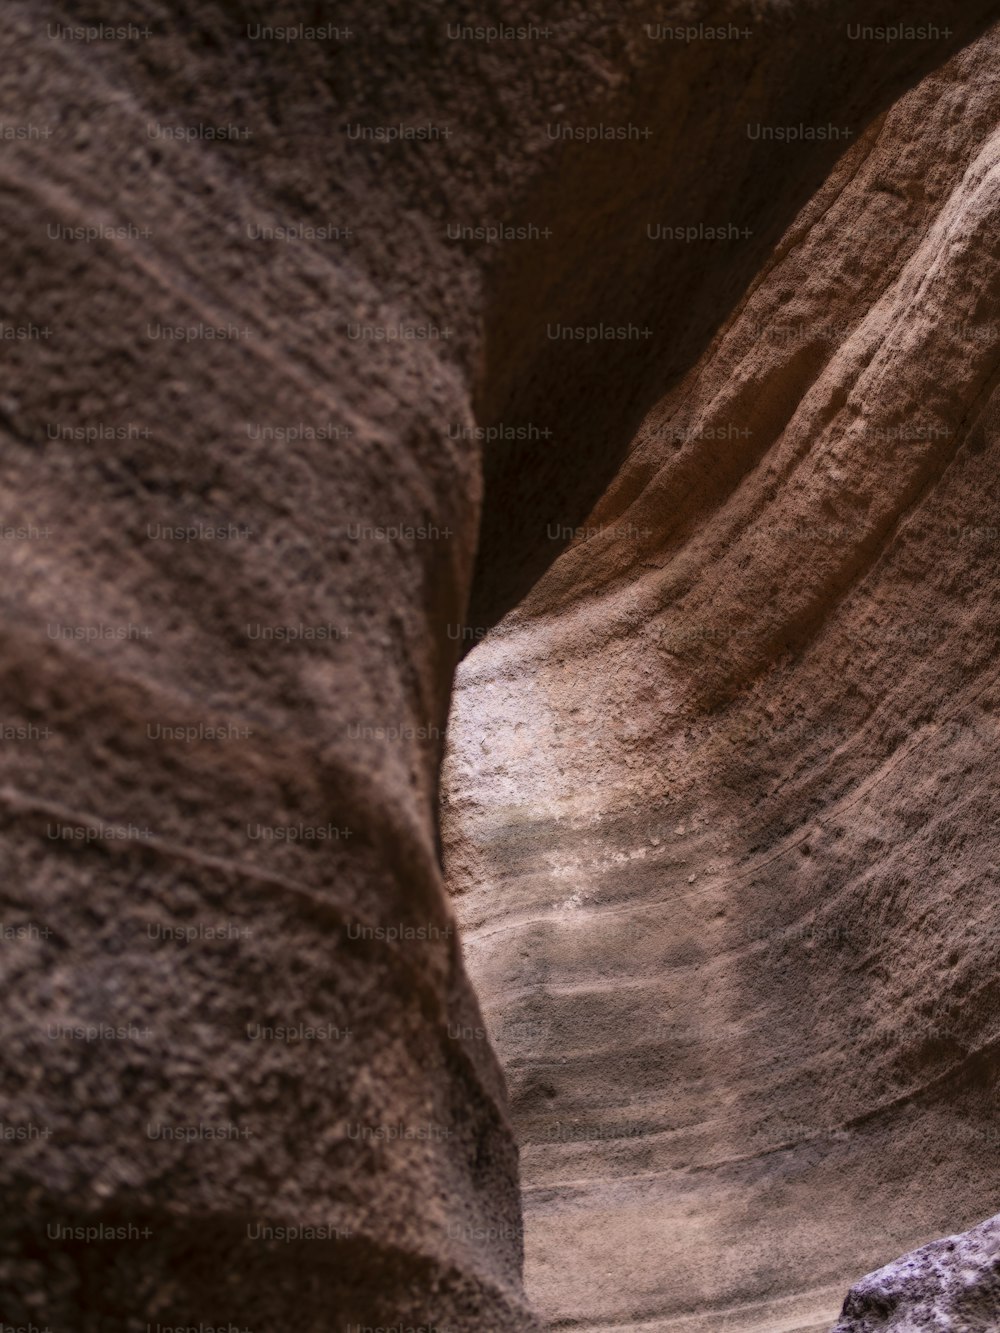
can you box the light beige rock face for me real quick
[443,26,1000,1333]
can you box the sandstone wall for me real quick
[2,2,998,1329]
[445,22,1000,1333]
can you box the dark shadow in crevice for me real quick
[466,0,998,635]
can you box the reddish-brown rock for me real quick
[2,1,998,1329]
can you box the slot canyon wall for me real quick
[1,1,998,1330]
[443,18,1000,1333]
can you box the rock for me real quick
[831,1214,1000,1332]
[443,17,1000,1333]
[2,0,999,1328]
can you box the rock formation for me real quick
[1,1,998,1330]
[831,1214,1000,1333]
[443,18,1000,1333]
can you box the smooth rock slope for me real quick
[444,21,1000,1333]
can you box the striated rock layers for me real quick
[443,21,1000,1333]
[2,0,998,1329]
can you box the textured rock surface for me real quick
[831,1214,1000,1332]
[444,22,1000,1333]
[2,0,999,1329]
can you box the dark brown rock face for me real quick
[0,3,518,1327]
[2,1,999,1330]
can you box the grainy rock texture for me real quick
[831,1214,1000,1333]
[2,1,999,1330]
[443,20,1000,1333]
